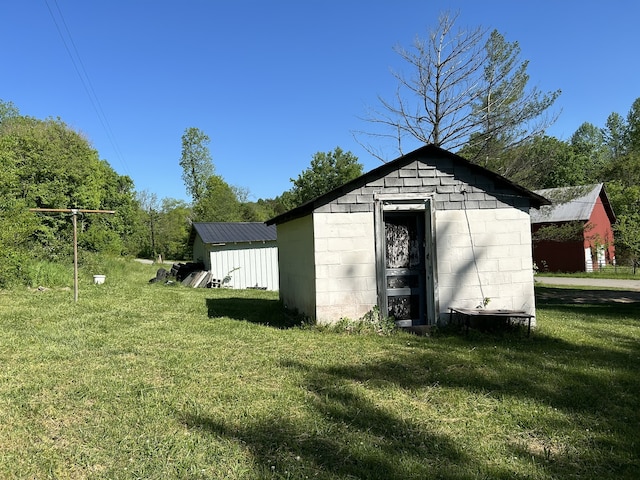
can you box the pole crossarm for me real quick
[28,207,116,302]
[30,208,116,214]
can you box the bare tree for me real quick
[357,12,560,164]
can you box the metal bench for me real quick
[449,307,534,337]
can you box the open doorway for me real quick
[376,196,437,326]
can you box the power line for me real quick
[44,0,131,177]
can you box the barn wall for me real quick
[532,224,586,272]
[586,195,615,267]
[313,211,377,324]
[208,242,279,290]
[532,192,615,273]
[276,216,317,320]
[436,208,536,321]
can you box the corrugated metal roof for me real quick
[530,184,603,223]
[192,222,277,244]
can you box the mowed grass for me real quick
[0,260,638,479]
[536,265,639,280]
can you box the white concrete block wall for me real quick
[436,209,536,322]
[313,212,378,323]
[276,216,317,319]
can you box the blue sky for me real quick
[2,1,638,202]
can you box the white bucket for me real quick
[93,275,106,285]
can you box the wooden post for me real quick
[29,208,116,302]
[72,209,78,302]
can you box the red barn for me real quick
[530,184,616,273]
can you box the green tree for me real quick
[0,112,137,263]
[287,147,363,207]
[569,122,608,183]
[614,213,640,273]
[600,154,640,271]
[96,164,138,255]
[0,200,36,287]
[240,196,292,221]
[0,99,19,124]
[626,97,640,154]
[156,198,191,260]
[1,116,103,210]
[193,174,242,222]
[466,30,560,169]
[602,112,627,160]
[480,136,573,189]
[0,136,35,284]
[179,127,214,203]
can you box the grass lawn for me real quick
[0,259,638,479]
[535,265,639,280]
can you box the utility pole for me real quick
[29,208,116,302]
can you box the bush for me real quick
[327,306,397,335]
[0,248,30,288]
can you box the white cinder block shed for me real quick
[190,222,278,290]
[266,145,549,326]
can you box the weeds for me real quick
[326,306,397,335]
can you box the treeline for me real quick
[478,98,640,268]
[0,101,363,286]
[0,102,139,286]
[1,92,639,287]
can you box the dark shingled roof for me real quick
[267,144,550,226]
[190,222,276,245]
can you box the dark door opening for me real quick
[384,212,426,326]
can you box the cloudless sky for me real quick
[2,1,638,203]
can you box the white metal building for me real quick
[190,222,278,290]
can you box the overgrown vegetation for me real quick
[325,305,398,335]
[0,259,637,479]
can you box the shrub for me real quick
[327,306,397,335]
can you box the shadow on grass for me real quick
[179,376,470,479]
[535,286,640,308]
[535,287,640,328]
[193,290,639,478]
[275,327,639,477]
[206,297,305,329]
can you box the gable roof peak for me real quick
[268,144,548,225]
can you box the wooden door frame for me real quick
[374,193,439,325]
